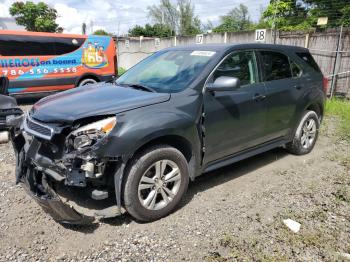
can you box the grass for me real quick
[207,209,344,261]
[334,187,350,203]
[117,67,126,76]
[325,98,350,140]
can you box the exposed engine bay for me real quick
[0,94,123,224]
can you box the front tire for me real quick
[78,78,98,87]
[286,110,320,155]
[123,145,189,222]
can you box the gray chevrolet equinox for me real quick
[1,43,326,224]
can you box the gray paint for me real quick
[6,43,326,224]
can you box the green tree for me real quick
[93,29,111,36]
[214,4,252,33]
[148,0,202,36]
[262,0,310,31]
[177,0,201,35]
[151,23,173,37]
[202,20,214,33]
[340,6,350,26]
[304,0,350,27]
[128,23,173,37]
[9,1,62,32]
[128,25,145,37]
[261,0,350,31]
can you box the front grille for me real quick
[0,116,5,127]
[25,115,53,140]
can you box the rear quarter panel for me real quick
[287,51,325,139]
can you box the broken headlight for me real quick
[69,117,117,150]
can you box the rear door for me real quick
[257,50,303,140]
[203,50,269,164]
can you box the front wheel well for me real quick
[131,135,193,164]
[125,135,196,181]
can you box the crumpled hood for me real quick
[30,83,170,123]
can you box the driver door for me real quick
[203,50,268,164]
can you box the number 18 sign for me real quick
[255,29,266,43]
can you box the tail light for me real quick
[322,76,328,94]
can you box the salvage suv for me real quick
[2,44,326,224]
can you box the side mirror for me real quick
[206,76,240,92]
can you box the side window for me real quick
[213,51,258,86]
[290,60,302,78]
[0,35,55,56]
[54,38,85,55]
[296,52,321,73]
[259,51,292,81]
[0,35,84,56]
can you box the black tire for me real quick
[123,145,189,222]
[286,110,320,155]
[78,78,98,87]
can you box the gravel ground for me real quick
[0,103,349,261]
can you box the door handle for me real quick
[294,85,302,90]
[253,93,266,102]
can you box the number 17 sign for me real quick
[255,29,266,43]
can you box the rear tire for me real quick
[123,145,189,222]
[286,110,320,155]
[78,78,98,87]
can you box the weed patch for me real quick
[325,99,350,141]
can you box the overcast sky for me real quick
[0,0,269,34]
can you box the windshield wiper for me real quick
[118,83,156,93]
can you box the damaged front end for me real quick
[3,102,124,224]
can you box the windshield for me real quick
[116,50,215,93]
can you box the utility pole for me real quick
[272,0,279,44]
[117,21,120,37]
[82,23,86,35]
[90,20,94,34]
[330,24,343,98]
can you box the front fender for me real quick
[96,109,200,160]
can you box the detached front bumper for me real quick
[21,174,95,224]
[1,94,107,224]
[15,135,123,225]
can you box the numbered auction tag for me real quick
[196,34,204,44]
[190,51,216,57]
[255,29,266,43]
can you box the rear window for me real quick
[0,35,85,56]
[259,51,292,81]
[296,52,321,73]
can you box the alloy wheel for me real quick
[138,160,182,210]
[301,118,317,149]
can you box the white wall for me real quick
[117,30,273,70]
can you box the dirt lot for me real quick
[0,103,349,261]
